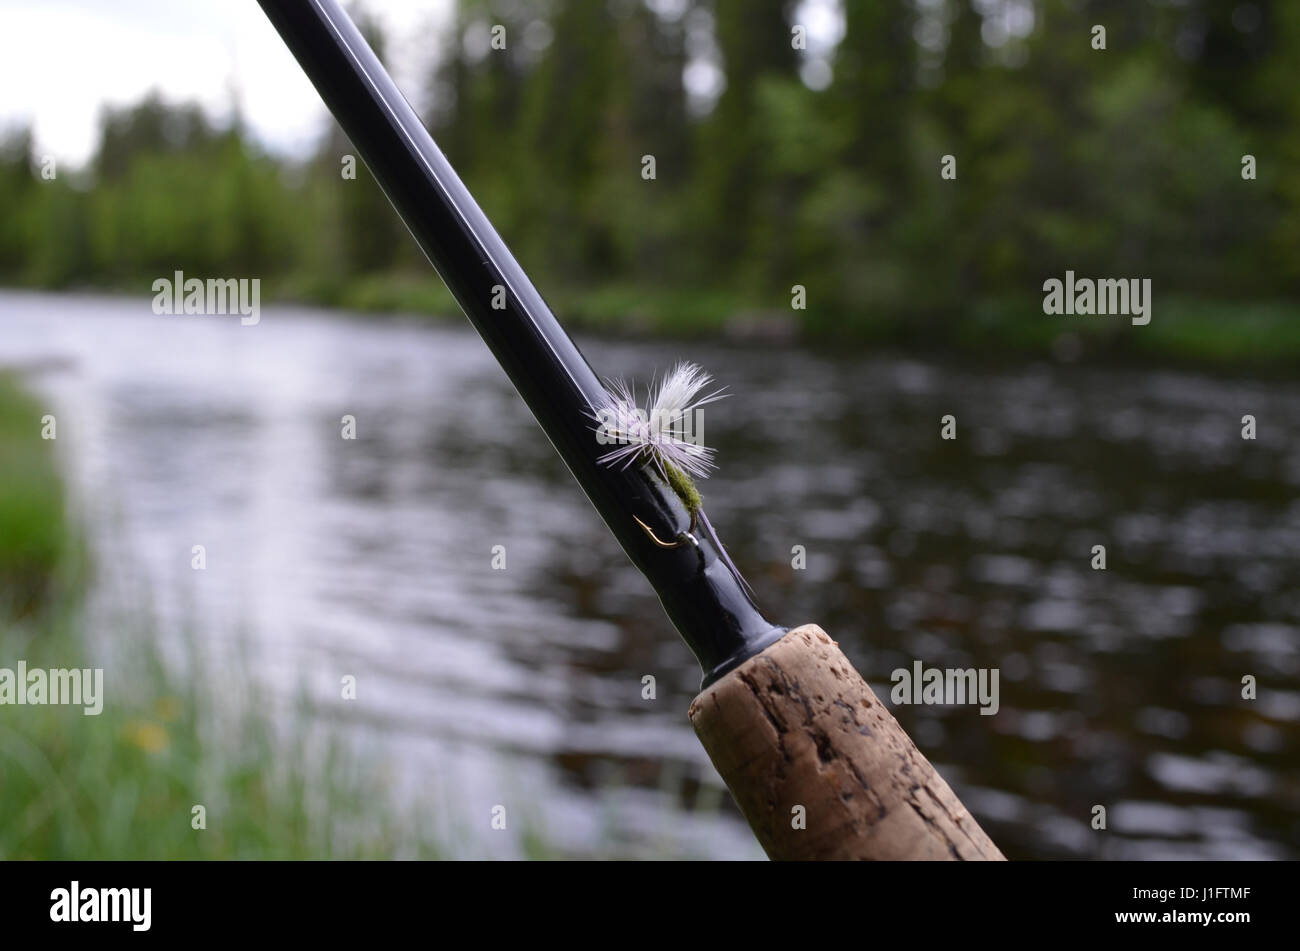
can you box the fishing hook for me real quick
[634,512,700,550]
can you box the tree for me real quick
[694,0,796,276]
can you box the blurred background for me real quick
[0,0,1297,859]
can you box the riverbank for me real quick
[18,276,1298,374]
[0,373,443,859]
[343,281,1300,373]
[0,374,68,620]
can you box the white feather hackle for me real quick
[588,361,728,480]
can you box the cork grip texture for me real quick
[689,625,1005,861]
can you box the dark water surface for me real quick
[3,290,1296,859]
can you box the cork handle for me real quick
[689,624,1005,861]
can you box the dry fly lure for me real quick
[588,361,728,515]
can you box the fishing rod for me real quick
[257,0,1003,861]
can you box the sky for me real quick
[0,0,453,166]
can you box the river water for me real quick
[2,289,1297,859]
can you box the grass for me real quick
[944,294,1300,371]
[258,272,1300,372]
[0,611,445,859]
[0,373,66,618]
[0,373,442,859]
[273,272,746,338]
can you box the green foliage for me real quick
[0,619,444,860]
[0,374,65,618]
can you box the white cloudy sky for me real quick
[0,0,454,165]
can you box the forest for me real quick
[0,0,1295,359]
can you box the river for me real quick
[2,288,1296,859]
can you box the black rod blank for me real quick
[256,0,784,684]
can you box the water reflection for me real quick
[2,289,1296,859]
